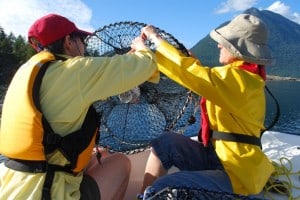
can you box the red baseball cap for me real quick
[28,13,92,48]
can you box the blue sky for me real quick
[0,0,299,48]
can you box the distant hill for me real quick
[191,7,300,78]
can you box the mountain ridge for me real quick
[190,7,300,78]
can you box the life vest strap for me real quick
[5,158,76,199]
[5,159,47,173]
[212,131,261,147]
[4,158,74,174]
[42,169,53,200]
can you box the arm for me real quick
[79,49,158,102]
[141,25,214,97]
[141,26,265,114]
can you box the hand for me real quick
[92,146,110,156]
[130,36,147,52]
[141,25,163,46]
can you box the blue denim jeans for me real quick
[143,131,233,198]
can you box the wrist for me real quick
[149,33,163,47]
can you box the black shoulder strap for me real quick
[31,60,55,200]
[32,62,52,112]
[31,59,62,152]
[212,131,261,146]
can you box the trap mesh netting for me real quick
[86,22,200,153]
[141,187,265,200]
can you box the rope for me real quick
[263,85,281,132]
[264,157,300,200]
[165,91,192,131]
[98,128,152,155]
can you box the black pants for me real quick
[80,174,101,200]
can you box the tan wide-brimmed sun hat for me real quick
[210,14,275,66]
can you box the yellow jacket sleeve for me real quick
[40,48,158,134]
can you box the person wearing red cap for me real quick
[0,14,159,200]
[138,14,275,198]
[27,13,93,52]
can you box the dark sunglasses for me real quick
[79,36,87,46]
[70,33,87,46]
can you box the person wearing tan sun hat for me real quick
[0,13,159,200]
[210,14,274,66]
[139,14,275,198]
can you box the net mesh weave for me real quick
[142,186,265,200]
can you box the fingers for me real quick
[130,24,161,52]
[141,33,147,40]
[141,25,163,46]
[130,36,147,52]
[141,25,156,40]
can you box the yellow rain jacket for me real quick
[155,41,274,195]
[0,48,159,199]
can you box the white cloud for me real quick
[215,0,300,25]
[266,1,300,24]
[266,1,289,15]
[293,13,300,24]
[0,0,94,38]
[216,0,258,14]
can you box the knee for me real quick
[152,131,182,149]
[118,153,131,185]
[114,152,131,174]
[122,153,131,173]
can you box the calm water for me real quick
[176,80,300,136]
[265,80,300,135]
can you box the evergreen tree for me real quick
[0,30,13,58]
[13,35,34,64]
[0,26,35,85]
